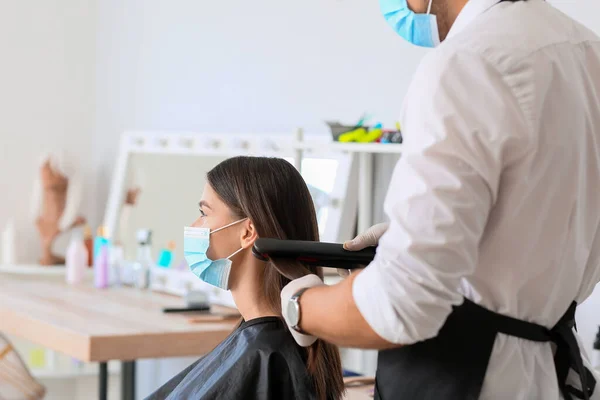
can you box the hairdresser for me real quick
[280,0,600,398]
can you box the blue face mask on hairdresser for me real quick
[183,218,247,290]
[380,0,440,48]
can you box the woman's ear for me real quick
[240,219,259,249]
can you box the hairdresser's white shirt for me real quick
[353,0,600,398]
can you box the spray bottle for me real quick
[133,229,153,289]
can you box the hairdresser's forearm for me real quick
[299,272,400,349]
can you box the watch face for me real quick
[287,299,299,326]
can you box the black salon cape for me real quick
[146,316,316,400]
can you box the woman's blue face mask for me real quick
[183,218,247,290]
[380,0,440,48]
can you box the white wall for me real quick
[0,0,97,263]
[93,0,428,206]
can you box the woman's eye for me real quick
[199,208,207,217]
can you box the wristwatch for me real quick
[287,287,310,333]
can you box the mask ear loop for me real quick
[210,217,249,234]
[211,217,249,260]
[427,0,433,14]
[227,246,245,260]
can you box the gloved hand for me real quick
[281,274,324,347]
[344,222,389,251]
[338,222,389,277]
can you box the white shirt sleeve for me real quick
[353,48,528,345]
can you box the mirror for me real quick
[104,133,358,295]
[117,153,229,263]
[285,157,351,242]
[118,154,354,264]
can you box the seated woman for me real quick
[147,156,345,400]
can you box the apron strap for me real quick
[550,303,596,400]
[464,299,596,400]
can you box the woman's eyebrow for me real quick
[199,200,212,210]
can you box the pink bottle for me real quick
[94,244,109,289]
[66,230,88,285]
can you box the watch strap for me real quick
[290,287,310,333]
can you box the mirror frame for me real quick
[103,130,360,250]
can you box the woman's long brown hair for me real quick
[207,156,345,400]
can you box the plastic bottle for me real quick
[156,241,176,268]
[93,226,110,259]
[110,243,124,287]
[66,229,87,284]
[133,229,153,289]
[94,228,110,289]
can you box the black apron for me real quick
[374,299,596,399]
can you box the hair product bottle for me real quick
[94,226,110,289]
[133,229,153,289]
[66,228,87,285]
[156,241,176,268]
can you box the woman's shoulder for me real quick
[145,316,314,400]
[238,316,305,357]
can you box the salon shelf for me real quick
[296,141,403,155]
[120,131,403,156]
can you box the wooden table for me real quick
[0,272,236,400]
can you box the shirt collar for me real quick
[445,0,502,40]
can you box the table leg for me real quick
[99,362,108,400]
[121,360,136,400]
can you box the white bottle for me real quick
[66,229,88,284]
[133,229,153,289]
[1,219,16,265]
[109,244,125,287]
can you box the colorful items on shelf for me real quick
[326,118,402,144]
[338,123,385,143]
[380,122,403,144]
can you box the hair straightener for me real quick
[252,238,376,270]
